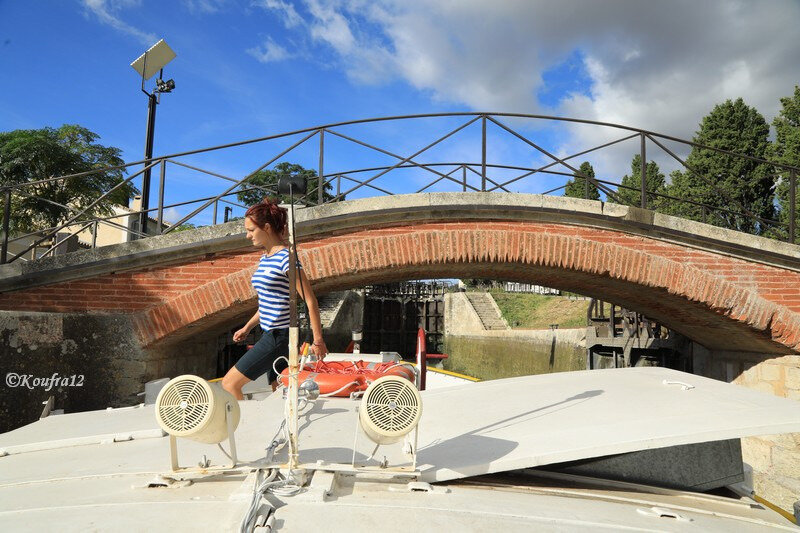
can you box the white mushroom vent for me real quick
[155,375,240,444]
[359,376,422,444]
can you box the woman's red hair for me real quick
[245,198,287,234]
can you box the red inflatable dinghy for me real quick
[279,360,415,397]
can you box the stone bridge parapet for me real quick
[1,193,798,354]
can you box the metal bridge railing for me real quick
[1,112,798,264]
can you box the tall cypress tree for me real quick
[616,154,666,209]
[563,161,600,200]
[664,98,774,234]
[767,86,800,243]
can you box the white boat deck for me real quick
[1,367,799,531]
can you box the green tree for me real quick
[616,154,666,209]
[460,279,497,290]
[237,162,335,207]
[0,125,136,233]
[664,98,774,234]
[767,85,800,242]
[170,222,198,232]
[563,161,600,200]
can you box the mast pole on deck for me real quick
[279,174,307,472]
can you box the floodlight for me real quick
[278,174,308,195]
[156,78,176,93]
[131,39,177,81]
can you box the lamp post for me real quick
[130,39,176,238]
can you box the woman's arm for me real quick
[297,269,328,359]
[233,310,260,343]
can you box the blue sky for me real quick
[1,1,799,226]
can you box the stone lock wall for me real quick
[0,312,142,433]
[735,356,800,514]
[0,311,219,433]
[694,347,800,512]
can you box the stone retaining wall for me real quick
[0,311,217,433]
[694,346,800,512]
[442,327,587,384]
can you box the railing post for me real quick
[701,205,707,224]
[1,188,10,264]
[462,165,467,192]
[213,199,218,225]
[481,115,487,192]
[336,175,341,201]
[790,169,796,244]
[318,128,325,205]
[157,159,166,234]
[640,133,647,209]
[92,219,98,248]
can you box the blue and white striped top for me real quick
[251,248,302,330]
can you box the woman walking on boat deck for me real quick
[222,198,327,400]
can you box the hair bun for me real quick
[245,197,287,233]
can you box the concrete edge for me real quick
[449,327,587,344]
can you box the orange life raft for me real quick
[279,360,415,397]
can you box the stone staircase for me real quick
[465,292,509,330]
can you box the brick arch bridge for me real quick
[2,193,799,357]
[4,193,800,509]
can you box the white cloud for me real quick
[305,0,356,54]
[369,1,552,110]
[550,1,800,182]
[247,37,292,63]
[255,0,304,28]
[266,0,800,182]
[162,207,184,225]
[254,0,396,83]
[81,0,157,46]
[182,0,228,14]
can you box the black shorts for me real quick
[234,328,289,382]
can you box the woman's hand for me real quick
[311,340,328,360]
[233,326,251,343]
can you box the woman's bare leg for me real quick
[221,366,250,400]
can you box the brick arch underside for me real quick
[139,222,800,354]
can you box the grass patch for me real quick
[490,291,589,329]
